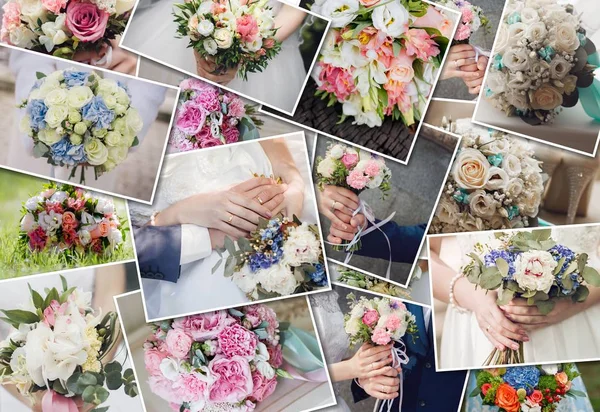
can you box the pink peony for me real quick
[236,15,259,43]
[404,29,440,61]
[318,62,356,101]
[346,169,369,190]
[177,100,207,135]
[267,344,283,368]
[226,96,246,118]
[195,88,221,112]
[165,329,193,359]
[144,347,167,375]
[364,161,381,178]
[249,371,277,402]
[180,78,214,92]
[172,372,209,403]
[218,324,258,359]
[2,3,21,31]
[371,328,392,345]
[173,311,236,340]
[385,314,401,331]
[29,226,47,250]
[65,2,109,43]
[461,7,474,23]
[208,356,253,403]
[200,137,224,148]
[243,304,279,344]
[42,0,67,14]
[341,152,359,168]
[148,375,179,404]
[412,6,454,39]
[454,24,472,41]
[362,309,379,326]
[222,125,240,144]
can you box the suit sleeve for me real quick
[134,225,183,283]
[353,221,426,263]
[351,378,371,403]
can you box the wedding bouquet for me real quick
[169,77,262,152]
[311,0,453,127]
[430,124,544,233]
[19,68,143,183]
[173,0,282,81]
[470,364,586,411]
[336,267,411,299]
[0,276,137,411]
[19,182,126,257]
[316,142,391,251]
[484,0,598,125]
[461,229,600,364]
[215,215,327,300]
[144,304,292,411]
[437,0,488,43]
[1,0,133,57]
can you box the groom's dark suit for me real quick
[133,225,183,283]
[351,304,467,411]
[354,222,427,263]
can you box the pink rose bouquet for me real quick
[1,0,134,59]
[173,0,281,81]
[311,0,455,127]
[144,304,292,412]
[437,0,489,43]
[169,78,263,152]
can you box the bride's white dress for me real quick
[125,0,306,113]
[440,226,600,369]
[129,135,316,320]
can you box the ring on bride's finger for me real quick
[453,60,458,68]
[486,324,491,332]
[379,384,385,393]
[370,362,374,370]
[257,196,264,205]
[227,214,234,223]
[331,200,338,212]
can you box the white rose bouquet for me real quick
[484,0,598,125]
[19,68,143,183]
[215,215,327,300]
[0,276,138,411]
[173,0,282,81]
[461,228,600,364]
[430,122,544,233]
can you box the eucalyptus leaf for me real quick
[479,267,503,290]
[32,142,49,158]
[554,257,566,275]
[125,383,138,397]
[532,228,552,241]
[521,290,537,298]
[211,259,223,274]
[237,237,252,252]
[572,285,590,302]
[67,372,83,395]
[582,267,600,287]
[224,236,236,256]
[496,289,514,306]
[495,258,510,278]
[563,261,578,276]
[106,371,123,390]
[104,361,122,374]
[577,253,589,274]
[228,308,244,317]
[535,300,556,315]
[79,372,98,387]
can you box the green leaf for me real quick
[495,258,510,278]
[569,389,587,397]
[496,289,514,306]
[28,285,44,310]
[125,383,138,397]
[532,228,552,241]
[106,370,123,390]
[52,379,68,395]
[123,368,135,382]
[131,136,139,147]
[563,261,578,277]
[412,59,424,81]
[479,267,503,290]
[33,142,49,158]
[572,285,590,303]
[60,275,68,292]
[276,368,293,379]
[224,236,236,256]
[237,237,252,253]
[35,72,47,79]
[79,372,99,387]
[104,361,122,374]
[67,372,83,395]
[582,267,600,287]
[211,259,223,274]
[43,287,60,309]
[469,386,481,397]
[535,300,555,315]
[554,257,566,275]
[228,308,244,317]
[577,253,589,274]
[92,407,110,412]
[0,309,40,325]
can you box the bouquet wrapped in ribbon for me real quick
[144,303,327,411]
[173,0,282,81]
[461,229,600,364]
[169,77,262,152]
[437,0,488,44]
[470,364,586,411]
[0,276,138,411]
[0,0,134,58]
[430,123,544,233]
[19,68,143,183]
[311,0,453,127]
[215,215,327,300]
[484,0,599,125]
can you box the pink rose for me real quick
[62,211,79,231]
[222,125,240,144]
[65,2,109,43]
[413,6,454,39]
[385,314,401,331]
[2,3,21,31]
[200,137,224,148]
[176,100,207,135]
[341,152,359,168]
[42,0,67,14]
[144,347,167,375]
[364,160,381,178]
[218,324,258,359]
[263,38,275,49]
[208,356,253,403]
[371,328,392,345]
[172,372,209,403]
[317,62,355,101]
[236,15,259,42]
[404,29,439,61]
[362,309,379,326]
[346,169,369,190]
[195,88,221,112]
[267,344,283,368]
[249,371,277,402]
[165,329,193,359]
[173,311,235,340]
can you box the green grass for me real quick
[576,362,600,409]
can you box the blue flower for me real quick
[492,54,504,70]
[503,366,540,395]
[487,153,503,167]
[506,205,520,220]
[549,244,576,275]
[453,188,469,204]
[310,264,327,286]
[507,12,521,25]
[484,249,517,279]
[27,99,48,131]
[50,138,87,166]
[82,96,115,130]
[538,46,555,63]
[117,81,132,99]
[63,70,89,88]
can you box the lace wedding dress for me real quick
[440,226,600,369]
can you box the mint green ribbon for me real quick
[578,52,600,121]
[281,325,324,373]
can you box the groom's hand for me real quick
[327,212,366,244]
[358,366,401,400]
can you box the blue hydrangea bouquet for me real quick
[462,228,600,364]
[19,69,143,183]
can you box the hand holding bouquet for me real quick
[169,77,262,151]
[0,276,138,411]
[173,0,282,81]
[19,68,143,183]
[437,0,488,43]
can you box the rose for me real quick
[549,57,571,80]
[494,25,510,54]
[514,250,558,293]
[115,0,136,14]
[197,19,214,36]
[485,167,510,191]
[177,100,207,136]
[77,229,91,246]
[468,190,497,218]
[506,178,524,197]
[65,2,109,43]
[495,383,520,412]
[45,88,68,107]
[20,213,37,232]
[281,223,321,266]
[213,28,233,49]
[528,389,543,404]
[67,86,94,109]
[90,220,111,238]
[362,309,379,326]
[165,329,193,359]
[267,344,283,368]
[556,371,568,386]
[84,139,109,166]
[249,371,277,402]
[125,108,143,136]
[530,85,563,111]
[62,211,79,231]
[45,105,68,129]
[173,311,235,340]
[525,21,547,45]
[480,382,492,396]
[208,356,253,403]
[237,15,259,42]
[203,38,218,55]
[144,347,167,375]
[372,0,409,37]
[256,263,298,296]
[452,148,490,189]
[553,23,580,52]
[329,144,345,159]
[217,323,258,359]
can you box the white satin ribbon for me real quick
[374,340,410,412]
[472,46,491,64]
[92,45,113,68]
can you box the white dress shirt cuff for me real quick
[180,225,212,265]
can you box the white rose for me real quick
[329,144,345,159]
[44,89,68,109]
[553,22,580,53]
[520,7,539,24]
[452,148,490,189]
[317,157,336,178]
[203,38,218,55]
[549,56,571,80]
[514,250,557,293]
[486,71,508,94]
[502,47,530,72]
[77,229,92,246]
[485,167,510,191]
[37,129,63,146]
[198,19,214,36]
[520,191,541,216]
[494,25,510,54]
[213,28,233,49]
[257,262,298,296]
[501,154,522,177]
[321,0,359,28]
[526,21,547,44]
[84,139,109,166]
[44,105,68,129]
[125,107,143,136]
[530,85,563,110]
[67,86,94,109]
[372,0,408,37]
[506,178,524,197]
[25,196,42,211]
[563,74,578,94]
[468,190,497,218]
[20,213,37,232]
[281,223,321,266]
[506,91,530,111]
[115,0,136,14]
[160,358,182,381]
[108,145,129,164]
[435,196,460,225]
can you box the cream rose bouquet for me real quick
[484,0,598,125]
[19,68,143,183]
[430,122,544,233]
[461,229,600,364]
[0,276,138,411]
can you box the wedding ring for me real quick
[486,324,491,332]
[370,362,374,370]
[331,200,338,213]
[380,384,385,393]
[227,214,234,223]
[453,60,458,68]
[257,196,264,205]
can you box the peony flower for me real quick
[177,100,207,135]
[172,311,235,340]
[236,15,259,42]
[452,148,490,189]
[217,323,258,360]
[208,356,253,403]
[249,370,277,402]
[281,223,322,266]
[65,2,109,43]
[256,262,298,296]
[346,169,369,190]
[144,347,167,375]
[514,250,558,293]
[165,329,193,359]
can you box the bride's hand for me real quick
[318,185,359,226]
[348,343,394,379]
[327,211,366,245]
[357,365,401,400]
[73,39,137,74]
[230,177,287,212]
[194,50,238,85]
[500,298,584,331]
[276,179,304,218]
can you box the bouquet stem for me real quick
[483,341,524,365]
[333,239,362,253]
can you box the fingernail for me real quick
[522,336,530,342]
[512,344,519,350]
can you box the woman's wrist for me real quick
[328,359,355,382]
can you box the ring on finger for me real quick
[256,196,264,205]
[380,384,386,393]
[486,324,491,332]
[331,200,338,213]
[370,362,374,371]
[227,214,234,224]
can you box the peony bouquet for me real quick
[1,0,134,58]
[19,68,143,183]
[0,276,138,411]
[470,364,586,411]
[461,229,600,364]
[169,77,262,152]
[173,0,282,81]
[19,182,126,258]
[144,304,292,411]
[336,266,412,299]
[484,0,598,125]
[437,0,488,43]
[311,0,454,127]
[215,215,327,300]
[430,123,544,233]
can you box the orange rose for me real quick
[556,372,568,386]
[495,384,520,412]
[62,211,79,231]
[528,390,543,404]
[90,220,111,238]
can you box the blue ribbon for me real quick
[578,52,600,121]
[280,324,326,380]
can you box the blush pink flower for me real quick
[412,6,454,39]
[387,51,415,84]
[172,311,235,340]
[172,372,209,403]
[385,314,401,331]
[346,169,369,190]
[41,188,56,198]
[358,27,394,69]
[358,0,380,6]
[165,329,193,359]
[42,300,67,327]
[384,81,413,117]
[461,7,474,23]
[362,309,379,326]
[217,323,258,359]
[181,78,213,92]
[404,29,440,61]
[208,356,253,403]
[249,371,278,402]
[226,96,246,118]
[195,88,221,112]
[222,125,240,144]
[2,3,21,31]
[62,211,79,231]
[244,304,279,344]
[42,0,67,14]
[263,38,275,49]
[455,24,472,41]
[364,160,381,177]
[341,152,359,168]
[317,62,356,101]
[65,2,109,43]
[148,375,179,404]
[200,137,224,148]
[144,347,167,375]
[29,226,47,250]
[45,201,64,214]
[176,100,207,135]
[67,197,86,211]
[371,328,392,345]
[236,15,259,42]
[267,344,283,368]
